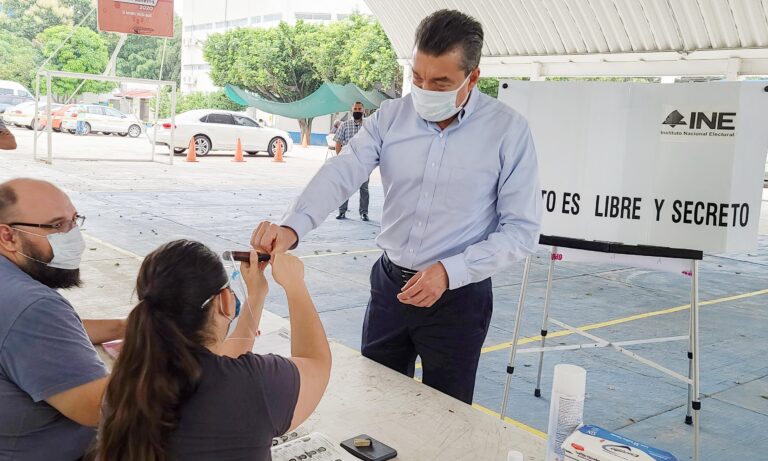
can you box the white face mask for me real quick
[224,269,246,339]
[15,226,86,270]
[220,252,252,340]
[410,73,472,122]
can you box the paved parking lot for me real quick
[3,125,768,459]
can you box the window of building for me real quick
[183,64,211,71]
[263,13,283,22]
[190,23,212,32]
[337,14,349,20]
[295,12,332,21]
[250,16,262,24]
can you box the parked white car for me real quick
[151,109,293,157]
[3,102,62,129]
[61,104,144,137]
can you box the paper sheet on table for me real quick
[251,327,292,357]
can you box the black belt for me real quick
[382,253,418,284]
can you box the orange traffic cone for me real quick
[185,137,198,163]
[273,138,285,163]
[233,137,245,162]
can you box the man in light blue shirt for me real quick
[252,9,542,403]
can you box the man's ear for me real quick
[468,67,481,89]
[0,224,19,253]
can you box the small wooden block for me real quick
[354,438,372,447]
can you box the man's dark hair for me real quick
[353,101,364,107]
[414,9,484,75]
[0,183,18,223]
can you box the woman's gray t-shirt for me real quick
[168,350,300,460]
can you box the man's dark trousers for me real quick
[361,254,493,404]
[339,180,369,215]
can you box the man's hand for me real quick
[0,129,17,150]
[397,262,449,307]
[251,221,298,254]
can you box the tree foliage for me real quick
[0,30,41,90]
[158,89,245,119]
[203,15,401,145]
[36,25,114,100]
[117,15,182,84]
[0,0,182,95]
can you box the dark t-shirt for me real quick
[0,256,108,461]
[168,349,300,460]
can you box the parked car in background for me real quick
[61,104,144,137]
[36,104,77,132]
[0,94,33,114]
[3,102,62,129]
[0,80,33,98]
[151,109,293,157]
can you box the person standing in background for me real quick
[334,101,369,221]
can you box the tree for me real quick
[204,22,325,146]
[477,77,500,98]
[157,89,245,118]
[61,0,96,31]
[0,0,75,41]
[335,16,401,94]
[36,25,113,101]
[117,15,182,84]
[204,17,402,146]
[0,30,41,90]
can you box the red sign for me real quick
[97,0,174,38]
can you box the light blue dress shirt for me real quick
[282,87,542,290]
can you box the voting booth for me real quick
[497,81,768,461]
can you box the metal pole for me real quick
[158,38,168,81]
[534,246,557,397]
[169,84,177,165]
[500,256,532,419]
[33,74,40,161]
[46,73,53,164]
[686,261,694,425]
[151,86,160,161]
[691,260,701,461]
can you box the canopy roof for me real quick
[364,0,768,78]
[225,83,389,119]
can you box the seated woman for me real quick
[93,239,332,460]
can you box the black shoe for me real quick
[336,212,346,220]
[361,213,369,222]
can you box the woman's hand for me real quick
[240,250,269,300]
[271,253,305,292]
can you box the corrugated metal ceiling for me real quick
[365,0,768,76]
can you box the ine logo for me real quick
[662,110,736,130]
[662,110,686,127]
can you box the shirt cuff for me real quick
[440,254,471,290]
[280,213,313,245]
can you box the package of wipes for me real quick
[562,425,678,461]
